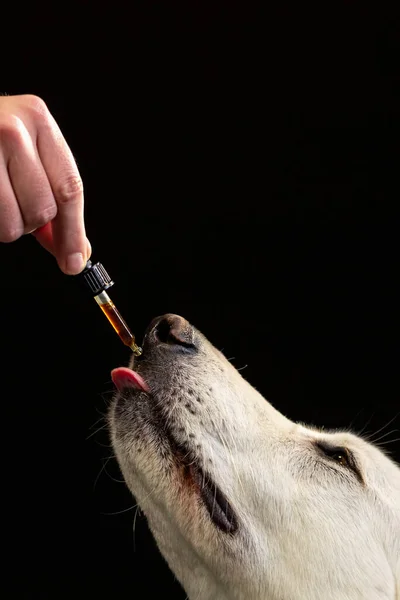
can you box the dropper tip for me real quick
[131,344,143,356]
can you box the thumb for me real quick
[32,223,92,272]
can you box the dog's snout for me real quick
[149,314,195,348]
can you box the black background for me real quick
[1,2,399,598]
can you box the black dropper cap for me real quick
[80,260,114,296]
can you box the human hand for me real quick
[0,94,91,274]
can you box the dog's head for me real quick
[109,315,400,600]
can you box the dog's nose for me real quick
[147,314,195,348]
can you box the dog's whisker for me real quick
[100,504,137,516]
[98,454,126,484]
[348,407,367,431]
[93,456,112,490]
[88,415,106,430]
[373,436,400,447]
[370,429,399,445]
[364,412,400,442]
[86,423,109,440]
[132,505,141,552]
[104,467,126,484]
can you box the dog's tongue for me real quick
[111,367,150,393]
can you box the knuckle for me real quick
[0,226,23,243]
[21,94,49,120]
[28,204,57,229]
[54,174,84,205]
[0,114,26,144]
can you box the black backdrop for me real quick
[2,2,399,598]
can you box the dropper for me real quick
[80,260,142,356]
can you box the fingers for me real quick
[32,98,89,274]
[3,115,57,237]
[0,153,24,243]
[32,223,92,261]
[0,95,91,275]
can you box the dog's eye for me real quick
[327,450,348,466]
[316,442,350,467]
[315,441,363,483]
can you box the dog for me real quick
[109,314,400,600]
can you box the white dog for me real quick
[109,314,400,600]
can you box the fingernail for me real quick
[86,239,92,260]
[66,252,85,275]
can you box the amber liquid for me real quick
[99,301,142,355]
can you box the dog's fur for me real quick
[109,315,400,600]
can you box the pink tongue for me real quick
[111,367,150,393]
